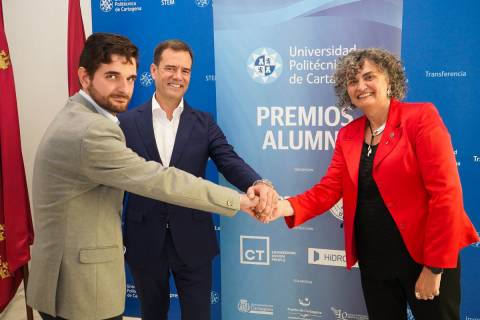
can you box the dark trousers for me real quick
[360,260,460,320]
[129,229,212,320]
[39,311,122,320]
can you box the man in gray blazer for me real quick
[26,33,268,320]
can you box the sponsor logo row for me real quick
[238,297,367,320]
[239,235,358,267]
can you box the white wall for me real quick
[3,0,92,195]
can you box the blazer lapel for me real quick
[342,117,366,189]
[374,99,403,168]
[134,103,162,163]
[170,104,196,166]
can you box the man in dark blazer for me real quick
[118,40,277,320]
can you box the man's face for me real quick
[80,54,137,114]
[150,48,192,106]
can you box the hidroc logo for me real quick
[308,248,358,268]
[247,47,283,84]
[240,235,270,265]
[99,0,113,12]
[139,72,153,87]
[194,0,210,7]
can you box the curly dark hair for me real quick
[79,32,139,77]
[333,48,407,109]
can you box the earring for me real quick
[342,105,353,115]
[386,88,392,97]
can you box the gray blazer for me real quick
[26,94,240,319]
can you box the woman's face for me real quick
[346,59,390,111]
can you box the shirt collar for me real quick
[151,94,184,120]
[79,90,120,125]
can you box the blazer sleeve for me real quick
[79,118,240,216]
[207,113,261,192]
[285,129,345,228]
[413,103,474,267]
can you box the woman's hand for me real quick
[414,266,442,300]
[260,199,294,223]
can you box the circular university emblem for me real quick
[100,0,114,12]
[195,0,210,7]
[237,299,251,313]
[247,47,283,84]
[139,72,153,87]
[330,199,343,221]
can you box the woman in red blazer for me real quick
[270,48,479,320]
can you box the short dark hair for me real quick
[153,39,193,65]
[79,32,139,77]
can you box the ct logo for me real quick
[99,0,113,12]
[239,235,270,265]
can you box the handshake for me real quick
[239,180,294,223]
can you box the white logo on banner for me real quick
[238,299,251,313]
[211,291,220,304]
[471,232,480,248]
[331,307,368,320]
[240,235,270,265]
[287,297,322,319]
[298,297,311,307]
[247,47,283,84]
[308,248,358,268]
[195,0,210,7]
[238,299,274,316]
[330,198,343,221]
[139,72,153,87]
[100,0,113,12]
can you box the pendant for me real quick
[367,145,372,157]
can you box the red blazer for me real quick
[286,99,479,269]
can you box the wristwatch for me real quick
[253,179,275,189]
[426,266,443,274]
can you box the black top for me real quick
[354,142,414,279]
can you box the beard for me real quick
[87,83,131,115]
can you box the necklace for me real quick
[367,121,386,157]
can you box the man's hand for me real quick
[414,266,442,300]
[240,194,260,218]
[246,182,278,216]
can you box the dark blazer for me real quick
[118,100,261,268]
[286,99,479,269]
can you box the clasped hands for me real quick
[239,183,294,223]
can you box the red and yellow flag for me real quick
[68,0,85,96]
[0,1,34,312]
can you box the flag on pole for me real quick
[68,0,85,96]
[0,1,34,312]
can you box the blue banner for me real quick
[89,0,479,319]
[401,2,480,319]
[92,0,220,318]
[214,1,402,319]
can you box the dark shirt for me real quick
[354,142,413,279]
